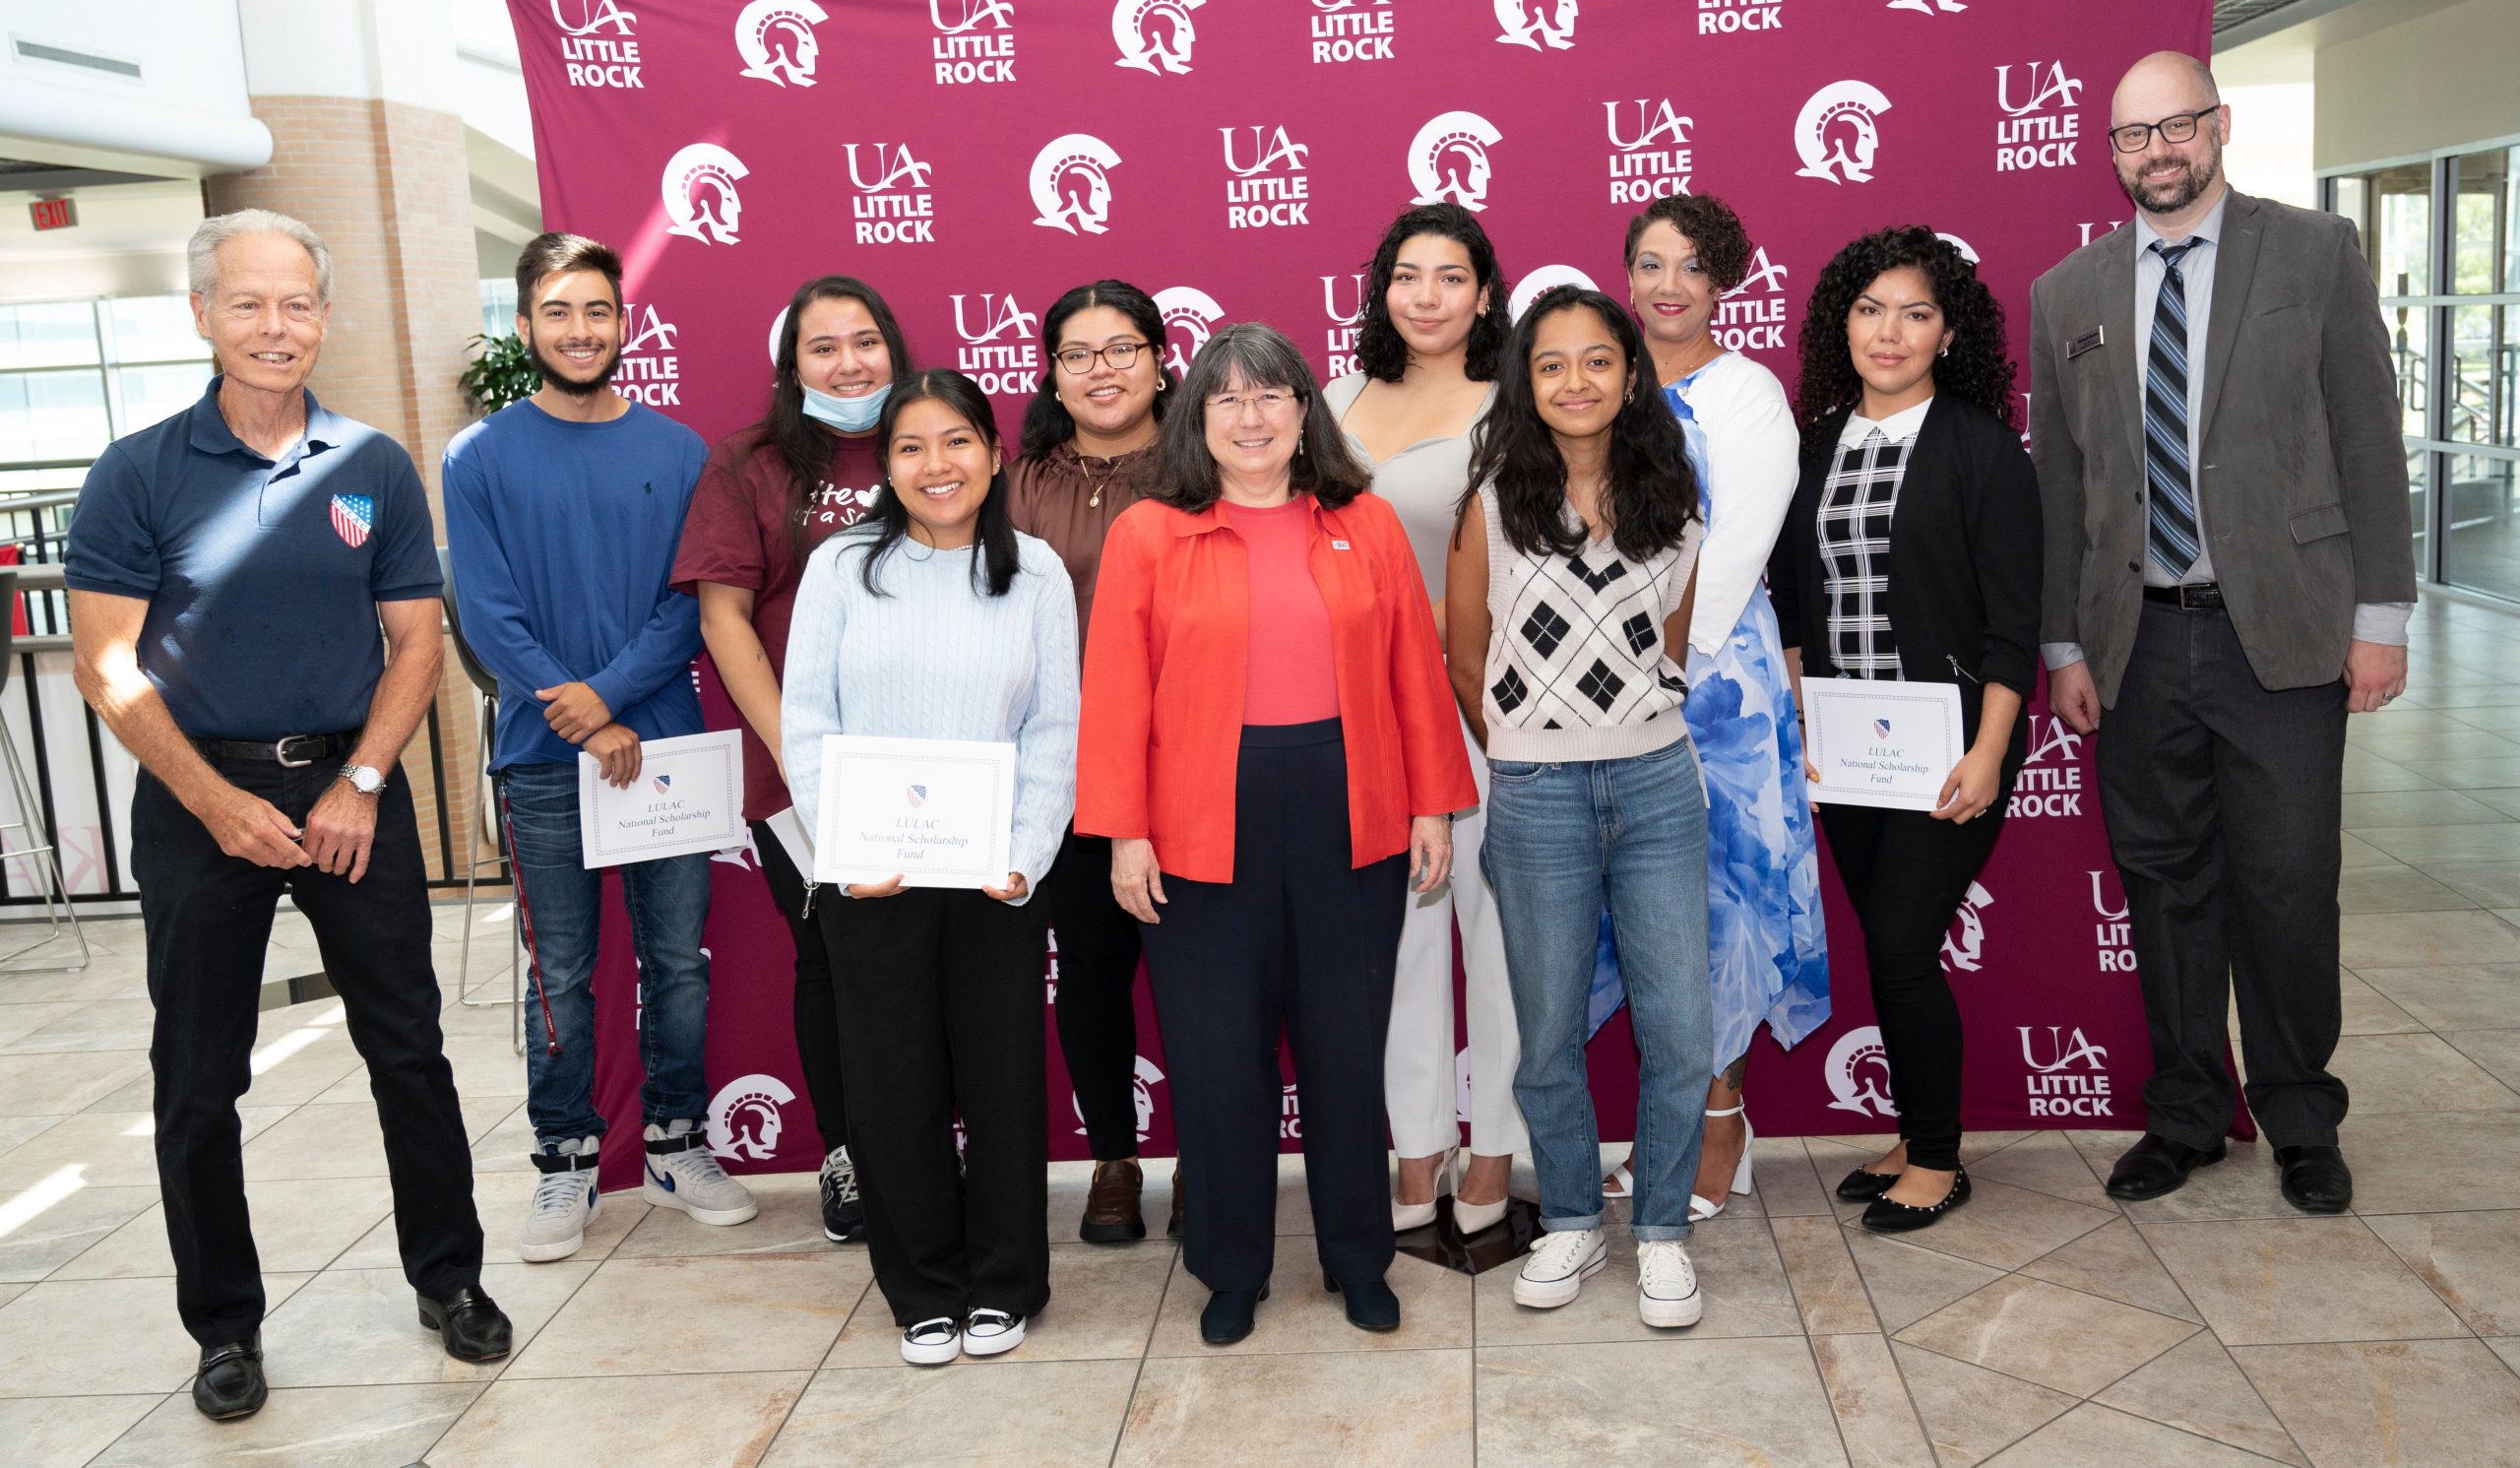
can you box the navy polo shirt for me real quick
[64,376,443,739]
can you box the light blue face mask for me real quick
[801,381,888,433]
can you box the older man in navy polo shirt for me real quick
[66,211,508,1422]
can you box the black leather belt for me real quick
[2142,582,2224,610]
[191,732,359,767]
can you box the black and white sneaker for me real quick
[963,1308,1026,1357]
[901,1316,961,1366]
[820,1145,866,1243]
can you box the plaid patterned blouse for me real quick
[1816,401,1931,679]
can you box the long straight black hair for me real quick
[1464,285,1699,561]
[755,275,914,551]
[853,369,1021,599]
[1017,279,1176,458]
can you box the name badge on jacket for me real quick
[2066,327,2105,359]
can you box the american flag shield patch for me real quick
[329,493,374,548]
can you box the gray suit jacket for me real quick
[2029,189,2417,703]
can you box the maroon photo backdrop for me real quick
[505,0,2215,1186]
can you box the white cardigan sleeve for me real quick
[1683,355,1801,657]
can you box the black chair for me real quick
[439,548,522,1051]
[0,568,90,971]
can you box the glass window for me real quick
[2389,303,2429,436]
[2370,162,2433,297]
[2447,302,2514,447]
[109,362,213,437]
[0,370,112,462]
[2409,445,2429,569]
[2440,450,2520,602]
[0,302,103,371]
[102,294,212,365]
[480,279,518,341]
[2451,146,2517,294]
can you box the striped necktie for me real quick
[2145,238,2202,581]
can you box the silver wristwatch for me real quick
[341,764,388,797]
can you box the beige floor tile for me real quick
[1043,1158,1181,1246]
[0,1051,150,1117]
[1465,1216,1797,1348]
[0,958,149,1006]
[2420,861,2520,907]
[2016,1217,2202,1323]
[1748,1135,1839,1217]
[613,1171,832,1260]
[1894,1274,2196,1398]
[1844,1230,2006,1334]
[312,1033,529,1105]
[506,1253,862,1378]
[2339,970,2428,1035]
[2489,1336,2520,1374]
[1847,1178,2117,1272]
[2446,1028,2520,1089]
[0,1112,65,1155]
[0,1393,164,1468]
[1122,1349,1469,1468]
[2349,727,2520,763]
[1981,1402,2299,1467]
[767,1359,1136,1466]
[241,1094,513,1182]
[1812,1333,1935,1468]
[333,1168,649,1271]
[2137,1216,2467,1345]
[2354,963,2520,1031]
[2094,1332,2307,1466]
[1889,1340,2076,1468]
[260,1261,591,1387]
[90,1381,486,1467]
[2345,1111,2520,1213]
[1478,1337,1847,1467]
[0,1272,309,1398]
[466,1099,537,1172]
[2336,832,2404,868]
[2340,755,2439,795]
[2389,756,2520,791]
[55,1177,392,1280]
[2365,823,2520,865]
[0,1001,85,1050]
[2342,788,2516,828]
[2094,1140,2302,1224]
[822,1240,1164,1368]
[1965,1133,2116,1207]
[2234,1338,2520,1468]
[2339,864,2483,914]
[0,1108,291,1191]
[0,1182,158,1282]
[2363,1209,2520,1335]
[0,998,159,1054]
[1773,1214,1879,1334]
[0,1280,25,1307]
[1151,1236,1470,1356]
[427,1371,808,1468]
[2341,909,2520,968]
[2329,1031,2520,1112]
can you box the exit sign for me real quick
[29,198,77,231]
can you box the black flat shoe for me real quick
[2105,1134,2226,1201]
[1860,1170,1971,1233]
[1326,1274,1401,1332]
[1199,1283,1269,1346]
[1835,1166,1901,1202]
[192,1333,266,1420]
[2275,1144,2353,1214]
[418,1286,514,1363]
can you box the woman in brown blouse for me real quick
[1006,279,1176,1244]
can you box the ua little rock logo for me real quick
[707,1072,795,1161]
[1795,81,1893,184]
[1031,134,1122,235]
[1507,263,1596,321]
[661,142,747,245]
[1825,1025,1898,1118]
[550,0,634,35]
[1113,0,1202,75]
[734,0,824,87]
[1409,111,1502,212]
[1075,1055,1167,1143]
[1941,878,1993,974]
[1155,286,1225,375]
[1494,0,1576,50]
[328,493,372,549]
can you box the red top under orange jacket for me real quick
[1077,490,1477,884]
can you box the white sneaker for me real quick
[1513,1227,1608,1308]
[901,1316,962,1366]
[1636,1240,1704,1328]
[963,1308,1026,1357]
[640,1120,759,1226]
[521,1136,600,1262]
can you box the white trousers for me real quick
[1385,736,1529,1158]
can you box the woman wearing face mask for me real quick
[1006,281,1178,1245]
[1322,203,1525,1239]
[1597,196,1830,1221]
[674,276,911,1248]
[783,369,1078,1363]
[1770,227,2041,1232]
[1453,286,1711,1327]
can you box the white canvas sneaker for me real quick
[1513,1226,1608,1308]
[1636,1240,1704,1328]
[520,1136,600,1262]
[963,1308,1027,1357]
[901,1316,962,1366]
[640,1119,759,1226]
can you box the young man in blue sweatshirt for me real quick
[446,233,755,1260]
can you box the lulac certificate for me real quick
[1801,678,1965,812]
[812,734,1017,889]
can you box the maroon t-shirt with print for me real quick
[671,423,883,822]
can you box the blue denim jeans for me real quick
[1481,736,1713,1241]
[501,760,715,1146]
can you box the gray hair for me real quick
[187,209,334,303]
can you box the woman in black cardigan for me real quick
[1767,226,2043,1233]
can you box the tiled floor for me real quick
[5,597,2520,1466]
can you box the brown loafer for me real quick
[1080,1158,1146,1243]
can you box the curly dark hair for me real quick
[1353,203,1512,383]
[1464,286,1699,563]
[1146,323,1371,513]
[1794,225,2018,455]
[1621,193,1754,293]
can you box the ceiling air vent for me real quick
[10,36,143,80]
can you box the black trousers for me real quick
[819,886,1049,1324]
[2099,600,2350,1149]
[1045,827,1152,1161]
[132,755,484,1347]
[1139,721,1408,1293]
[1818,795,2009,1172]
[752,820,848,1155]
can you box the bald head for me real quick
[2112,51,2220,124]
[2108,50,2229,226]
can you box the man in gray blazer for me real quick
[2030,52,2416,1214]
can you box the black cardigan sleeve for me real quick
[1965,420,2045,698]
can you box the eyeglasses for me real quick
[2110,109,2211,154]
[1053,341,1150,374]
[1203,389,1299,416]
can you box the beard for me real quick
[2116,151,2222,217]
[528,327,621,398]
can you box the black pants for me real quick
[819,886,1049,1325]
[1046,827,1152,1161]
[1139,721,1408,1293]
[2099,600,2350,1149]
[132,755,484,1347]
[1818,794,2009,1172]
[752,820,848,1155]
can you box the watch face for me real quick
[350,767,385,794]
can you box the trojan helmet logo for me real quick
[1031,134,1122,235]
[1941,879,1994,973]
[1312,0,1381,9]
[1221,125,1309,178]
[1794,81,1894,184]
[706,1072,795,1161]
[735,0,825,86]
[1605,98,1691,152]
[1320,272,1367,326]
[845,143,935,194]
[1937,232,1983,266]
[1732,246,1791,297]
[1995,60,2083,117]
[620,303,678,355]
[2025,713,2084,767]
[661,142,749,245]
[1888,0,1969,13]
[929,0,1014,32]
[1493,0,1576,50]
[1155,286,1225,375]
[551,0,635,36]
[2019,1025,2109,1073]
[1113,0,1202,75]
[1408,110,1502,212]
[1824,1026,1900,1118]
[1070,1055,1166,1142]
[952,291,1040,345]
[1508,264,1597,321]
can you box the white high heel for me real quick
[1450,1157,1511,1236]
[1392,1144,1458,1232]
[1689,1105,1754,1222]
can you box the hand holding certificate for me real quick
[577,730,746,867]
[1801,679,1965,813]
[813,734,1018,892]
